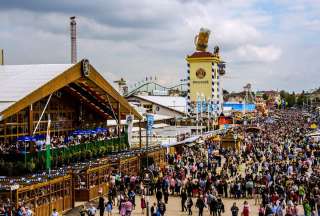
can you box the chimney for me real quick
[70,16,77,64]
[0,49,4,65]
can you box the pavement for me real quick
[64,195,305,216]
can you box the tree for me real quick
[297,90,306,107]
[262,93,269,101]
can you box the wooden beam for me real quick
[88,66,142,120]
[0,63,82,120]
[64,86,109,120]
[139,120,142,149]
[28,104,33,136]
[117,102,121,137]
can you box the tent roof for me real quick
[0,64,72,113]
[0,60,142,120]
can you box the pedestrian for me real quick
[125,197,133,216]
[195,195,206,216]
[150,202,157,216]
[156,190,162,202]
[157,201,166,216]
[258,204,265,216]
[241,201,250,216]
[303,199,312,216]
[119,197,127,216]
[181,189,187,212]
[163,189,169,204]
[141,195,146,214]
[187,196,193,215]
[98,193,105,216]
[52,208,59,216]
[231,202,239,216]
[88,203,97,216]
[25,206,33,216]
[79,205,86,216]
[105,199,113,216]
[216,196,225,216]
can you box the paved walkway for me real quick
[64,195,304,216]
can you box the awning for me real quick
[160,135,200,147]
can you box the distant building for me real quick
[127,95,186,118]
[225,91,246,103]
[256,90,281,107]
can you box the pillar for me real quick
[28,104,33,136]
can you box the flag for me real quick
[126,115,134,146]
[202,99,207,112]
[197,96,201,113]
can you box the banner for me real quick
[126,115,134,147]
[146,114,154,136]
[45,119,51,172]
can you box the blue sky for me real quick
[0,0,319,92]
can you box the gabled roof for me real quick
[0,60,142,120]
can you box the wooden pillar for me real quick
[28,104,33,135]
[117,103,121,137]
[3,119,7,146]
[139,120,142,149]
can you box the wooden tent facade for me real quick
[0,59,142,145]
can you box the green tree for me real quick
[262,93,268,101]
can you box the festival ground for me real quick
[65,195,304,216]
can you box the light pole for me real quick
[200,93,204,135]
[207,99,211,131]
[196,92,199,136]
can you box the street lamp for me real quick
[142,169,154,216]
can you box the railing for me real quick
[0,135,128,175]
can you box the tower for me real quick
[70,16,77,64]
[186,28,226,114]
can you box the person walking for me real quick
[216,197,225,216]
[141,195,146,215]
[241,201,250,216]
[230,202,239,216]
[157,201,166,216]
[195,195,206,216]
[105,199,113,216]
[150,202,157,216]
[98,194,105,216]
[163,189,169,204]
[181,189,188,212]
[187,196,193,215]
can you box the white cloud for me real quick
[0,0,319,92]
[235,44,282,62]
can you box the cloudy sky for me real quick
[1,0,319,92]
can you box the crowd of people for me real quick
[0,127,122,155]
[1,108,320,216]
[92,108,320,216]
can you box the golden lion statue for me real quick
[194,28,210,51]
